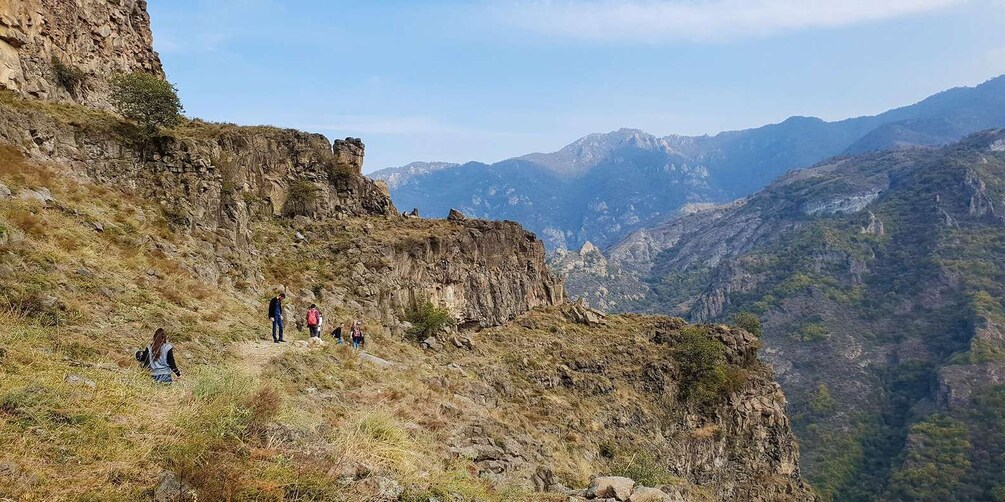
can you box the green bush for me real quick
[283,180,320,217]
[405,299,454,341]
[809,383,835,415]
[51,58,87,94]
[611,450,679,487]
[673,327,732,408]
[109,72,183,133]
[733,311,763,337]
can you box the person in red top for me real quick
[306,304,323,338]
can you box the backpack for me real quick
[307,309,320,327]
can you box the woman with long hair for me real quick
[350,320,365,350]
[139,328,181,383]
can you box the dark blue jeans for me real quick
[272,317,284,341]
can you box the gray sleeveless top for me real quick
[149,342,173,376]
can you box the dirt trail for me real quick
[231,339,394,377]
[231,340,305,376]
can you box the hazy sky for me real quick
[148,0,1005,172]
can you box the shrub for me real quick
[405,299,454,341]
[673,327,731,408]
[612,450,679,487]
[109,72,183,133]
[809,383,835,414]
[51,58,86,94]
[733,311,763,337]
[283,180,320,217]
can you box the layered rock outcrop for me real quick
[0,102,393,283]
[0,0,163,108]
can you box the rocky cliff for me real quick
[0,0,163,108]
[0,92,571,330]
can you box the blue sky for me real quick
[148,0,1005,173]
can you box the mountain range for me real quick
[555,129,1005,499]
[374,75,1005,250]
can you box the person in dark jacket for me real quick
[268,292,286,343]
[138,328,181,384]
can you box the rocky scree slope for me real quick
[375,75,1005,251]
[567,131,1005,500]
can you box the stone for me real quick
[64,374,96,390]
[409,207,420,217]
[627,486,673,502]
[447,208,466,221]
[91,221,104,232]
[421,336,444,351]
[333,137,365,174]
[153,471,197,502]
[587,476,635,501]
[357,475,403,501]
[18,187,54,205]
[359,352,394,368]
[0,182,10,199]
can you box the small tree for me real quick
[51,58,87,95]
[405,299,454,341]
[733,311,763,338]
[109,72,183,134]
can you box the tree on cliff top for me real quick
[110,72,183,133]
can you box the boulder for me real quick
[153,471,197,502]
[421,336,444,351]
[447,208,466,221]
[64,374,96,390]
[356,475,403,501]
[18,187,54,205]
[587,476,635,501]
[0,182,10,199]
[628,486,673,502]
[409,207,420,217]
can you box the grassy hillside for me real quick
[0,129,811,500]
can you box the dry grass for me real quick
[0,140,780,500]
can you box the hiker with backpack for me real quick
[306,304,324,338]
[350,319,365,350]
[331,324,344,344]
[269,292,286,343]
[136,328,181,384]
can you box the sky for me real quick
[148,0,1005,173]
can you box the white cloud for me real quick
[495,0,968,43]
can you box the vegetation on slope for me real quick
[0,141,808,500]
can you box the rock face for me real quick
[0,0,164,108]
[282,217,565,330]
[0,95,565,329]
[0,103,394,285]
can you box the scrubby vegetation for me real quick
[51,58,87,95]
[405,299,454,341]
[110,72,184,134]
[283,180,320,217]
[671,327,743,409]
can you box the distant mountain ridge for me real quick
[373,75,1005,250]
[557,129,1005,499]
